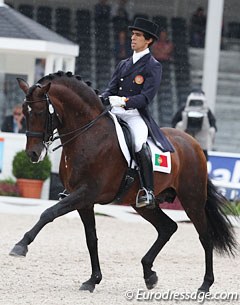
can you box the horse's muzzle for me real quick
[27,150,41,163]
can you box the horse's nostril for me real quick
[27,151,39,162]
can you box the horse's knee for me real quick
[40,208,55,223]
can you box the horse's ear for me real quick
[17,78,29,94]
[41,82,51,95]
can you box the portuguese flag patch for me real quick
[155,154,168,167]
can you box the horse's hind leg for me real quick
[181,199,214,293]
[198,225,214,293]
[77,209,102,293]
[132,205,178,289]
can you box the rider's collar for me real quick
[133,48,150,64]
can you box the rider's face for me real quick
[131,30,152,53]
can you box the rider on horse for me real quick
[100,18,174,209]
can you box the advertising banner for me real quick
[208,151,240,200]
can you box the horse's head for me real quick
[18,71,107,163]
[17,78,60,163]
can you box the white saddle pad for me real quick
[109,112,171,174]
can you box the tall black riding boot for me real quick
[135,143,155,209]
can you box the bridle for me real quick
[24,93,60,148]
[25,84,110,152]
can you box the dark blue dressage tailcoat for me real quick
[102,53,174,152]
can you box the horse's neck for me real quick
[54,101,107,158]
[53,90,102,134]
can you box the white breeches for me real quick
[111,107,148,152]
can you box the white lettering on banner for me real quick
[211,168,231,182]
[229,161,240,199]
[208,159,240,200]
[231,160,240,183]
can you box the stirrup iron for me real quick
[136,187,151,208]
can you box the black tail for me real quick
[205,178,238,256]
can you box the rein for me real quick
[52,106,110,152]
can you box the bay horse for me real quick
[10,71,237,293]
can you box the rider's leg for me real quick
[136,143,155,209]
[121,111,155,209]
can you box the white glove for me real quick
[109,96,126,107]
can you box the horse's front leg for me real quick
[133,206,178,289]
[78,208,102,293]
[9,191,86,257]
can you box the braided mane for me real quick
[37,71,99,95]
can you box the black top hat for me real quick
[128,18,159,40]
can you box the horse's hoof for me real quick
[145,271,158,290]
[198,282,211,293]
[9,244,28,257]
[79,281,95,293]
[198,287,209,294]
